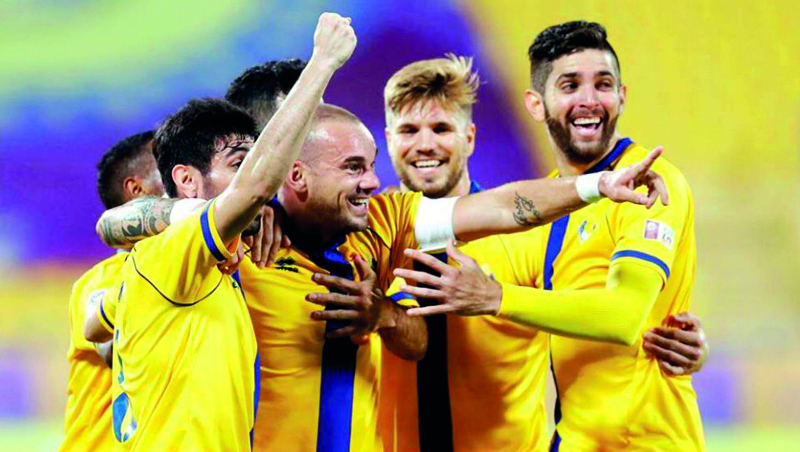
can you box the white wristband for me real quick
[575,172,605,203]
[414,196,458,252]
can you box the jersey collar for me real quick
[585,137,633,174]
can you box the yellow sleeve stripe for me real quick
[201,199,234,262]
[97,298,114,333]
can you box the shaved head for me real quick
[300,104,371,163]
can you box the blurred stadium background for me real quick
[1,0,798,450]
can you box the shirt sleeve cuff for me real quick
[496,282,531,320]
[200,199,238,262]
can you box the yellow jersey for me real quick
[112,200,258,451]
[382,182,551,452]
[240,191,422,452]
[60,252,126,452]
[504,138,704,451]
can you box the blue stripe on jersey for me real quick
[99,299,114,330]
[312,238,357,452]
[200,203,227,261]
[544,139,632,443]
[611,250,671,278]
[390,292,416,302]
[550,431,562,452]
[587,137,632,173]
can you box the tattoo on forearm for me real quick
[512,192,543,226]
[98,197,176,247]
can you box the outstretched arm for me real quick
[450,147,668,242]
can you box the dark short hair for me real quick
[225,59,307,128]
[528,21,620,94]
[154,98,258,197]
[96,131,155,209]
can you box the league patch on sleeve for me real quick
[643,220,675,249]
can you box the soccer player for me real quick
[60,131,163,452]
[97,13,358,451]
[396,22,706,451]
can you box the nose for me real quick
[576,84,600,107]
[415,127,436,154]
[359,168,381,193]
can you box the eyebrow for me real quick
[556,70,616,83]
[219,146,250,157]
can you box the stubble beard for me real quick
[397,160,466,199]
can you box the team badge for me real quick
[578,220,596,244]
[643,220,675,249]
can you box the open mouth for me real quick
[570,116,603,138]
[410,159,445,170]
[347,197,369,214]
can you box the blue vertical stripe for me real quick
[312,239,357,452]
[251,352,260,450]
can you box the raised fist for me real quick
[312,12,357,69]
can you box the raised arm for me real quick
[95,196,203,248]
[451,147,667,241]
[214,13,356,242]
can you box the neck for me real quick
[278,193,342,254]
[552,132,623,176]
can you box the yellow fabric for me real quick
[498,262,661,345]
[60,252,126,452]
[498,142,704,451]
[383,232,551,452]
[241,192,422,452]
[111,200,257,451]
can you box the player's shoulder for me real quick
[622,143,692,193]
[72,253,126,292]
[368,191,421,211]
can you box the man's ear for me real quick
[464,122,476,158]
[172,164,200,198]
[618,83,628,116]
[284,161,307,193]
[123,176,143,199]
[524,89,547,122]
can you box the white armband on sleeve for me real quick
[414,196,458,252]
[169,198,208,224]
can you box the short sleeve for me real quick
[95,280,122,333]
[129,199,239,305]
[368,192,422,255]
[608,163,692,284]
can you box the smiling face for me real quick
[386,99,474,198]
[301,119,380,235]
[528,49,626,166]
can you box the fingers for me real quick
[649,327,704,347]
[635,146,663,175]
[311,309,360,321]
[645,171,669,207]
[327,326,359,339]
[403,248,451,274]
[406,305,455,316]
[642,340,693,370]
[657,358,685,376]
[281,234,292,248]
[398,284,445,300]
[644,330,702,361]
[312,272,360,293]
[306,292,361,307]
[353,255,377,284]
[266,218,282,267]
[393,268,443,288]
[445,239,475,267]
[668,312,701,329]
